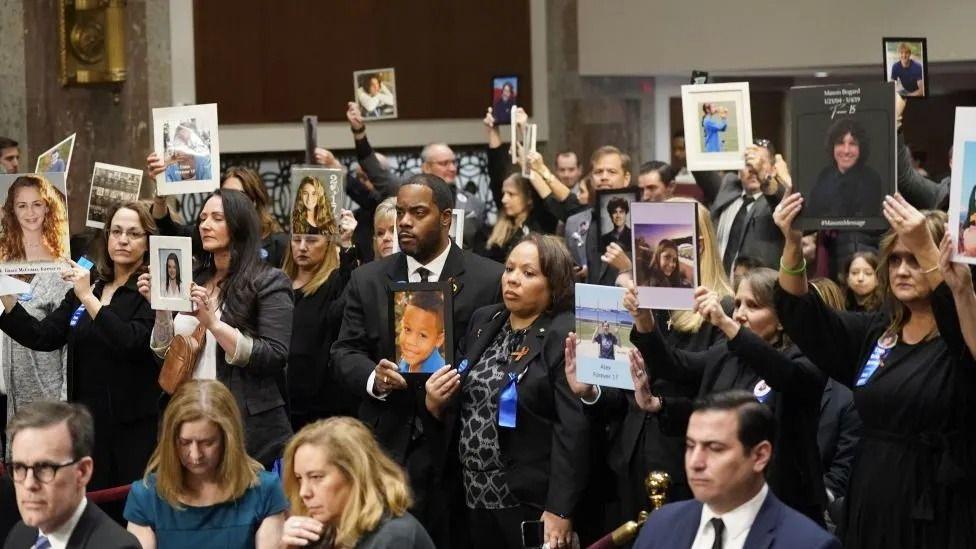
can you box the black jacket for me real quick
[4,500,140,549]
[0,274,157,424]
[349,135,401,263]
[818,378,861,499]
[445,305,590,516]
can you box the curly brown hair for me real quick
[291,176,337,235]
[0,175,68,261]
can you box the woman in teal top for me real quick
[124,380,287,548]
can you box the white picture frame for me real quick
[86,163,143,229]
[948,107,976,264]
[353,67,398,121]
[150,235,193,312]
[152,103,220,196]
[34,133,76,176]
[681,82,753,172]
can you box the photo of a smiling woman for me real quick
[291,176,337,236]
[161,251,182,297]
[0,174,68,263]
[636,238,692,288]
[805,117,883,220]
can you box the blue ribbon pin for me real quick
[498,372,518,429]
[68,304,86,327]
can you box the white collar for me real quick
[39,497,87,549]
[404,241,453,282]
[698,483,768,544]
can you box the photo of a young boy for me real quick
[396,290,447,373]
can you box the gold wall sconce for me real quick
[59,0,127,100]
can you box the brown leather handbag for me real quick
[158,322,207,394]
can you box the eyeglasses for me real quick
[10,458,82,483]
[109,228,147,240]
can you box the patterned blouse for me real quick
[459,322,521,509]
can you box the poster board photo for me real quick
[947,107,976,263]
[388,281,454,375]
[883,37,928,98]
[631,202,699,310]
[149,235,193,312]
[790,82,896,231]
[0,173,70,275]
[354,68,398,120]
[86,162,143,229]
[34,133,76,175]
[681,82,752,171]
[574,283,635,390]
[290,166,345,239]
[152,103,220,196]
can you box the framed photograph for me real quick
[631,202,699,310]
[86,162,143,229]
[681,82,752,171]
[790,82,896,231]
[883,37,928,98]
[491,75,519,125]
[353,67,398,121]
[149,236,193,312]
[303,115,318,164]
[34,133,76,175]
[594,188,639,256]
[947,107,976,263]
[0,173,70,275]
[388,281,454,375]
[449,208,464,244]
[152,103,220,196]
[690,70,709,85]
[519,123,538,178]
[574,283,636,390]
[290,166,345,238]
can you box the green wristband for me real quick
[779,256,807,276]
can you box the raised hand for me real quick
[564,333,598,401]
[346,101,365,132]
[772,192,804,244]
[629,348,661,413]
[622,281,654,333]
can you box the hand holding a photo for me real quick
[694,286,739,338]
[424,364,460,420]
[773,192,804,245]
[145,152,166,178]
[772,153,792,193]
[62,259,93,302]
[601,242,632,273]
[744,144,774,182]
[188,282,218,328]
[313,147,342,170]
[629,349,661,413]
[896,94,907,131]
[484,107,502,149]
[939,229,974,297]
[564,333,598,401]
[136,272,152,301]
[345,101,366,133]
[373,359,407,395]
[338,209,357,248]
[623,281,654,333]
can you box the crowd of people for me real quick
[0,91,974,549]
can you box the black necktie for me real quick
[723,195,755,273]
[416,267,431,282]
[710,517,725,549]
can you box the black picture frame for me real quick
[690,70,709,85]
[789,82,897,231]
[882,37,928,99]
[594,188,640,256]
[387,281,455,375]
[491,75,520,125]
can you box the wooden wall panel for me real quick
[193,0,533,124]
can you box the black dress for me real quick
[775,283,976,549]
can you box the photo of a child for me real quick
[393,287,450,374]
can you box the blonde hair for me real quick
[810,277,847,311]
[877,209,946,338]
[282,236,340,296]
[373,197,396,259]
[666,197,733,332]
[283,417,411,548]
[292,177,336,235]
[487,174,533,249]
[143,380,262,509]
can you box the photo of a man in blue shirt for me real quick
[889,41,925,97]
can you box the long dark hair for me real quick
[646,239,683,287]
[165,252,182,288]
[192,189,269,336]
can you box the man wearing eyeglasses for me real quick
[4,401,139,549]
[421,143,485,250]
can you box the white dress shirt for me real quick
[367,243,454,398]
[39,497,87,549]
[691,483,769,549]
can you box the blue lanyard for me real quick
[855,335,897,387]
[68,304,86,328]
[498,372,518,428]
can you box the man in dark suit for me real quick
[332,173,503,543]
[4,401,139,549]
[584,146,633,286]
[634,390,839,549]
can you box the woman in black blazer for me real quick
[140,189,293,468]
[0,201,158,490]
[623,267,827,523]
[425,233,589,549]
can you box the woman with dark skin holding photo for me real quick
[774,191,976,549]
[425,234,589,549]
[0,201,158,490]
[140,189,294,468]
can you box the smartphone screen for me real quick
[521,520,544,549]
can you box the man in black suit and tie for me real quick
[634,390,838,549]
[332,173,503,544]
[4,401,139,549]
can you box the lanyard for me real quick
[855,334,898,387]
[498,372,518,429]
[68,304,86,328]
